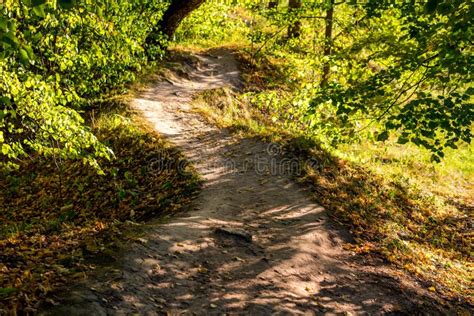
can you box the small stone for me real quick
[215,227,252,242]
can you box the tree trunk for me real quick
[287,0,302,39]
[268,0,279,9]
[321,0,334,87]
[159,0,207,38]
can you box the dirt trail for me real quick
[44,49,438,315]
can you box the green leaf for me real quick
[19,48,30,65]
[32,5,46,17]
[1,33,19,48]
[2,143,11,155]
[0,16,7,32]
[24,45,36,60]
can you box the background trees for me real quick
[173,0,473,302]
[313,0,473,162]
[194,0,472,162]
[287,0,302,38]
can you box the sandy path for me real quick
[44,49,436,315]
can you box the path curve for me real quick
[45,49,436,315]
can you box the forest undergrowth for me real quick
[0,98,200,312]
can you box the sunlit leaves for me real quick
[18,48,29,64]
[0,0,168,171]
[310,0,473,161]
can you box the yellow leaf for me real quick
[198,267,208,273]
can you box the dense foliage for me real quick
[1,0,472,170]
[313,0,473,162]
[0,0,167,171]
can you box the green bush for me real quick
[0,0,168,171]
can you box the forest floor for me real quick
[42,48,455,314]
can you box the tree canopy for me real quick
[312,0,473,162]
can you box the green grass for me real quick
[337,141,473,204]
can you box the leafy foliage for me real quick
[174,0,251,47]
[0,0,168,171]
[312,0,473,162]
[185,0,472,162]
[3,0,470,169]
[1,0,473,310]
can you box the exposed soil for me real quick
[42,48,448,315]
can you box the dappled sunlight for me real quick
[49,110,439,313]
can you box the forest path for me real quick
[46,48,433,315]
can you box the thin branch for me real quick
[251,26,286,60]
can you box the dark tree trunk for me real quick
[268,0,279,9]
[147,0,206,47]
[159,0,207,38]
[288,0,302,39]
[321,0,334,87]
